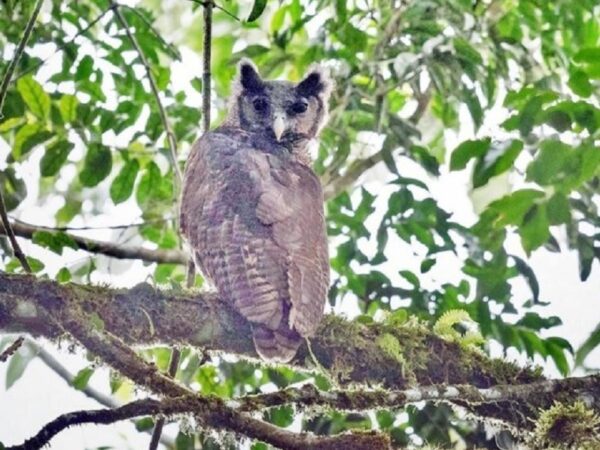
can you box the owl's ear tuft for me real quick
[297,65,333,99]
[237,58,264,93]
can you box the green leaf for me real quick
[577,235,595,281]
[545,337,572,376]
[16,75,50,119]
[450,138,491,171]
[0,168,27,211]
[512,256,540,303]
[568,70,593,97]
[0,117,25,132]
[72,367,94,390]
[518,205,550,254]
[518,95,545,136]
[453,37,483,65]
[110,159,140,204]
[526,140,571,186]
[546,193,570,225]
[59,94,79,123]
[136,161,161,205]
[574,47,600,63]
[473,140,523,188]
[247,0,267,22]
[13,123,53,160]
[575,323,600,367]
[135,417,155,431]
[265,406,294,427]
[6,350,34,389]
[40,140,74,177]
[79,143,112,187]
[26,256,44,273]
[75,55,94,81]
[487,189,545,226]
[32,230,78,254]
[463,88,483,130]
[56,267,72,283]
[175,432,195,450]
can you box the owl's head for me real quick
[226,59,333,150]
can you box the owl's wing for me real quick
[254,158,330,338]
[180,130,289,330]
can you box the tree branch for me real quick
[6,394,389,450]
[0,220,187,265]
[0,273,540,391]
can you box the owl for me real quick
[180,59,332,362]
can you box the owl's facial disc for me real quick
[232,59,333,147]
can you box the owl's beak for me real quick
[272,115,286,141]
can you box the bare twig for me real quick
[0,0,43,273]
[9,216,173,231]
[1,219,187,265]
[110,1,182,184]
[0,336,24,362]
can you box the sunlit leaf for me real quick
[16,75,50,119]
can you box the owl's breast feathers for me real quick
[180,127,329,361]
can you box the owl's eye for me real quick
[289,99,308,115]
[252,97,269,113]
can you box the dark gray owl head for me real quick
[225,59,333,149]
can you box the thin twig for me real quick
[110,1,182,184]
[9,216,173,231]
[1,219,187,265]
[0,0,43,273]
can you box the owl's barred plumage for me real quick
[180,60,331,361]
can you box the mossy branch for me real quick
[3,272,600,445]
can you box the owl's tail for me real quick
[252,324,302,363]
